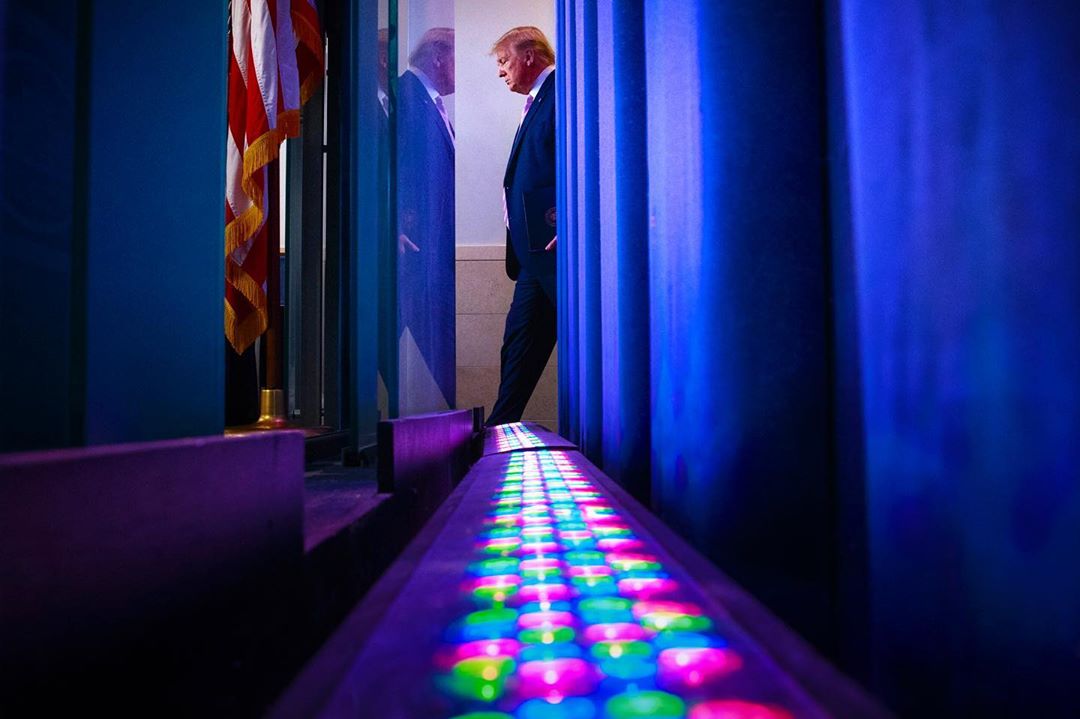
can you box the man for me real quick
[396,28,456,413]
[486,27,557,427]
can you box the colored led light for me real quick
[597,538,646,552]
[519,642,584,662]
[518,611,576,629]
[568,565,612,577]
[565,550,606,566]
[520,557,562,572]
[617,577,679,599]
[578,596,633,612]
[519,625,577,645]
[481,538,522,556]
[448,712,513,719]
[640,612,712,633]
[687,701,793,719]
[516,658,599,700]
[469,557,521,576]
[436,638,522,670]
[582,623,648,644]
[441,656,514,702]
[516,582,573,604]
[599,654,657,681]
[652,632,724,650]
[590,640,654,661]
[522,567,565,582]
[516,697,598,719]
[435,448,750,715]
[572,575,619,596]
[452,608,519,641]
[656,648,742,690]
[605,691,686,719]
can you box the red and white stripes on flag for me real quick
[292,0,325,105]
[225,0,322,354]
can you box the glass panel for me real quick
[392,0,457,416]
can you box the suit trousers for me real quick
[487,272,557,427]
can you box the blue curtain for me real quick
[557,0,1080,713]
[557,2,651,500]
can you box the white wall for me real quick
[455,1,556,245]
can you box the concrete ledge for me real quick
[0,431,305,708]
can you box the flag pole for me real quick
[253,158,289,429]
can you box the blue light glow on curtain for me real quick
[555,0,1080,714]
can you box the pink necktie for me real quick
[506,95,536,228]
[520,94,534,126]
[434,95,455,140]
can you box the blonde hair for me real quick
[409,27,454,71]
[490,26,555,66]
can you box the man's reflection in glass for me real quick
[397,28,456,413]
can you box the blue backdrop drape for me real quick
[556,0,1080,714]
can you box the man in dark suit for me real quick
[486,27,557,427]
[396,28,456,413]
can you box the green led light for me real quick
[472,584,519,604]
[641,614,712,633]
[469,557,520,576]
[440,656,514,702]
[590,640,654,660]
[464,608,518,626]
[609,558,662,573]
[517,625,576,645]
[482,527,520,539]
[522,567,564,582]
[604,690,686,719]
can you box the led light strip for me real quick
[491,423,547,453]
[434,449,795,719]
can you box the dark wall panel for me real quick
[83,2,227,443]
[0,3,79,451]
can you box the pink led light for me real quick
[516,658,599,700]
[520,558,562,571]
[518,611,576,629]
[617,577,679,599]
[688,700,793,719]
[523,515,554,525]
[434,638,522,670]
[469,574,523,591]
[568,565,612,577]
[518,541,563,556]
[582,622,648,644]
[607,552,661,566]
[657,647,743,690]
[559,530,593,541]
[597,538,645,552]
[630,600,703,620]
[516,583,574,604]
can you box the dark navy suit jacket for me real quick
[503,71,557,286]
[396,69,456,405]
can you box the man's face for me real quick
[496,46,533,95]
[437,50,455,95]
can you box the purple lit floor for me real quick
[304,463,384,551]
[274,424,887,719]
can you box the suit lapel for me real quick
[504,72,555,186]
[404,71,454,154]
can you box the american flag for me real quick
[225,0,322,354]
